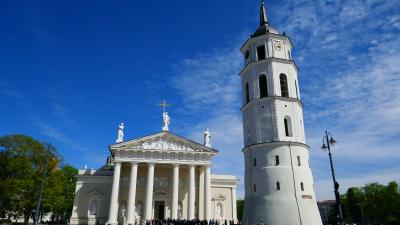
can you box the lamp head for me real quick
[329,137,337,145]
[321,143,328,150]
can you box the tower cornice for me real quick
[240,96,303,111]
[239,57,299,75]
[242,141,310,153]
[240,33,294,53]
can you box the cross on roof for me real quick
[158,99,171,113]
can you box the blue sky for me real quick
[1,0,399,200]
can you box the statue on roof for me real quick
[204,128,212,147]
[162,112,170,131]
[159,100,171,131]
[116,122,124,143]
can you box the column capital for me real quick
[147,162,156,166]
[114,161,122,166]
[172,163,180,167]
[188,164,196,168]
[130,161,139,165]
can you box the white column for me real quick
[231,187,237,222]
[144,163,155,220]
[171,164,180,219]
[126,162,138,225]
[106,162,122,225]
[204,165,211,221]
[188,165,195,219]
[198,167,205,220]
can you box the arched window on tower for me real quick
[245,82,250,104]
[280,74,289,97]
[300,182,304,191]
[295,80,299,98]
[284,116,293,137]
[259,74,268,98]
[276,181,281,190]
[253,184,256,192]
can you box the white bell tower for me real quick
[240,2,323,225]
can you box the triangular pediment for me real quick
[109,131,217,153]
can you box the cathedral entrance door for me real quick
[154,201,165,219]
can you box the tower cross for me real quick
[158,99,171,113]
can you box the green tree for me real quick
[342,181,400,225]
[42,165,78,223]
[383,181,400,224]
[0,135,58,224]
[343,187,362,223]
[236,200,244,222]
[362,182,387,224]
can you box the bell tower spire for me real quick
[260,1,268,25]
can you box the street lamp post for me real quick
[321,130,343,225]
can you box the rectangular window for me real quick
[253,158,256,167]
[257,45,266,61]
[284,119,290,136]
[275,155,280,165]
[297,156,301,166]
[245,83,250,104]
[276,182,280,190]
[301,182,304,191]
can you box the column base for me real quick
[105,221,118,225]
[124,221,135,225]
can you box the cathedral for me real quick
[70,1,323,225]
[70,113,238,225]
[240,2,322,225]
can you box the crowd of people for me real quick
[142,219,238,225]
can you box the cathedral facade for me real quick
[70,126,238,225]
[240,2,323,225]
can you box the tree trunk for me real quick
[24,212,30,225]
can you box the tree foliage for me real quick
[0,135,77,224]
[236,200,244,222]
[342,181,400,225]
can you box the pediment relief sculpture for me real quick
[137,140,195,151]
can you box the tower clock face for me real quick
[273,40,282,51]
